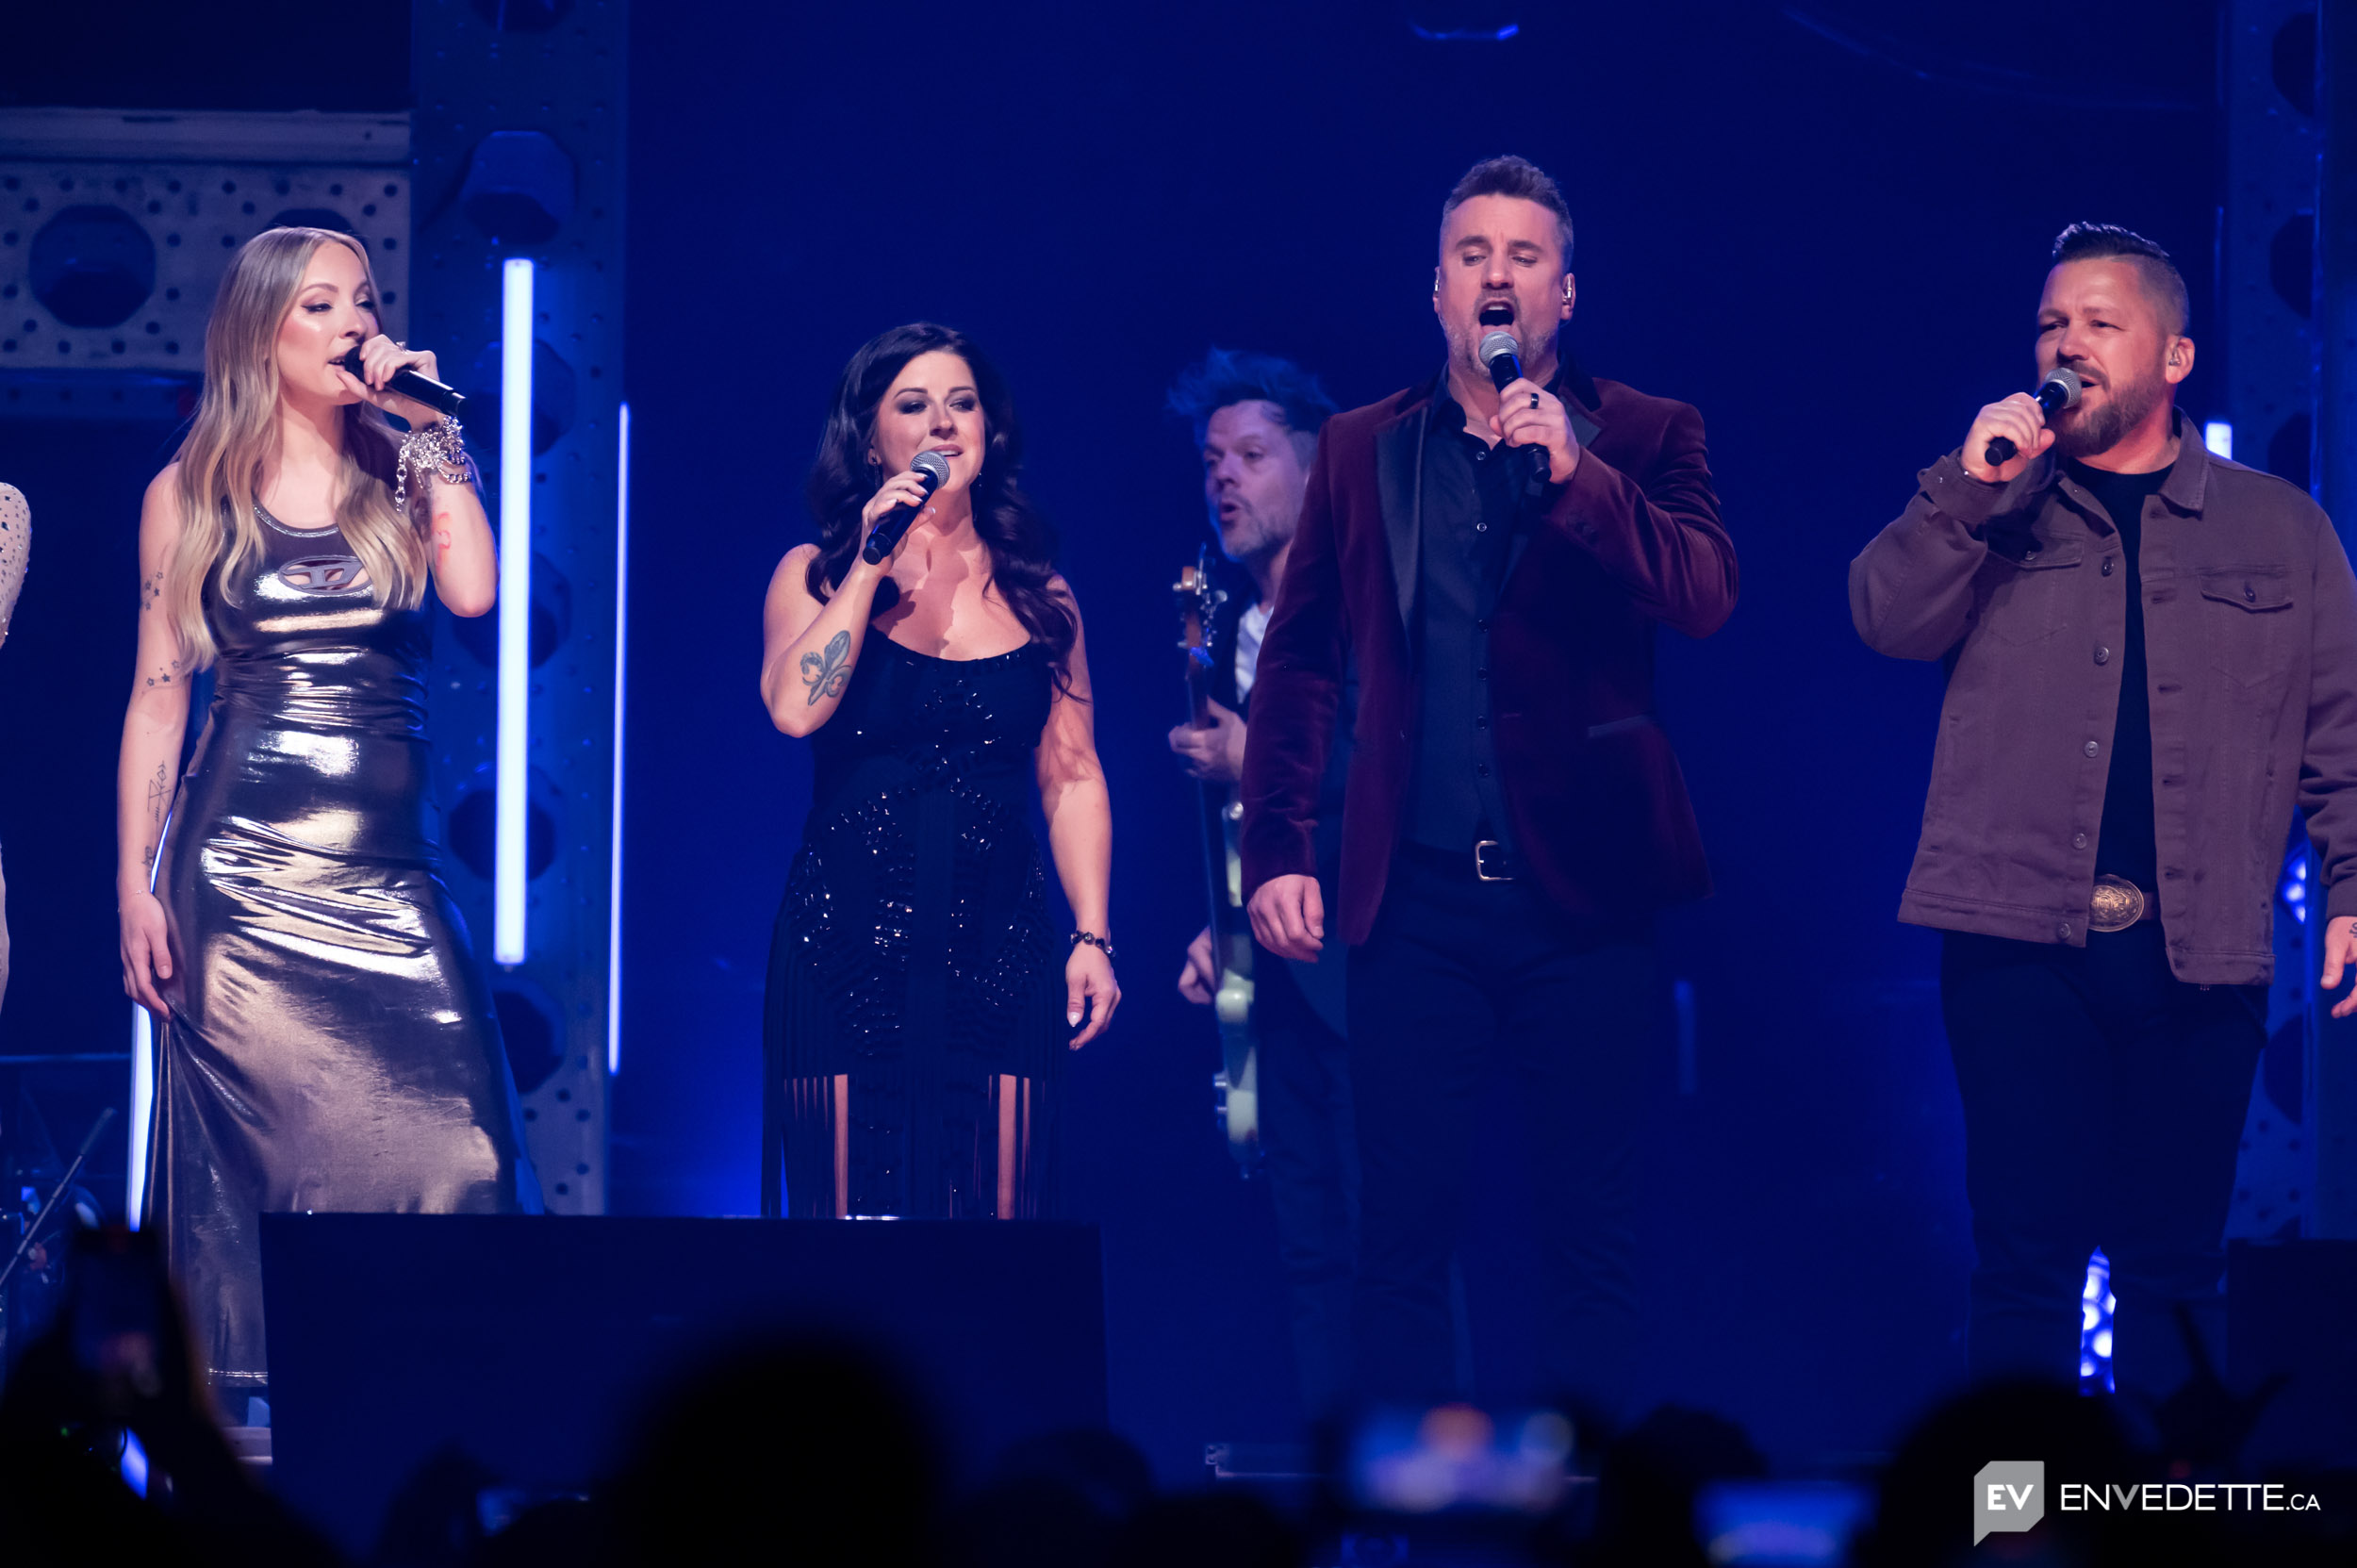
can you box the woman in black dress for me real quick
[759,323,1117,1219]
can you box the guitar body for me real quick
[1176,551,1262,1173]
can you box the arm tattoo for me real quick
[147,762,170,823]
[799,631,854,706]
[140,569,164,612]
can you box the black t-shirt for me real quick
[2066,458,2173,892]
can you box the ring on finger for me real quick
[1530,390,1541,408]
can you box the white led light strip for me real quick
[494,258,535,966]
[608,403,630,1073]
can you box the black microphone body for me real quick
[1477,328,1549,486]
[862,451,953,565]
[1983,368,2084,467]
[338,347,467,419]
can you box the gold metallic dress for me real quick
[149,504,540,1395]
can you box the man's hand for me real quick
[1961,391,2055,485]
[1168,699,1247,784]
[1178,926,1217,1005]
[2320,915,2357,1018]
[1492,376,1578,483]
[1248,874,1325,962]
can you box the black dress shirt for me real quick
[1406,381,1553,854]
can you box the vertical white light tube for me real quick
[608,402,631,1074]
[494,257,535,966]
[2203,420,2234,459]
[126,1006,152,1229]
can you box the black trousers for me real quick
[1347,847,1654,1411]
[1940,924,2262,1403]
[1251,950,1360,1420]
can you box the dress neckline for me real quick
[254,501,340,537]
[877,635,1036,667]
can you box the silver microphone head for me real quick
[1478,330,1521,370]
[2041,366,2084,408]
[911,450,953,488]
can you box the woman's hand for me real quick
[120,892,173,1019]
[338,334,449,430]
[1065,942,1120,1048]
[857,471,936,563]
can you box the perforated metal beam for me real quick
[2223,0,2325,1241]
[2315,0,2357,1238]
[0,108,409,416]
[412,0,628,1213]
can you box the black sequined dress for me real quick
[762,635,1063,1219]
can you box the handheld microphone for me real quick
[1983,367,2083,467]
[861,450,953,565]
[337,347,467,419]
[1478,329,1550,485]
[1478,329,1523,392]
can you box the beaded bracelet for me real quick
[1069,931,1117,963]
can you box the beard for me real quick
[2052,363,2167,460]
[1445,303,1541,381]
[1217,499,1290,564]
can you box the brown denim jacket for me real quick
[1851,413,2357,984]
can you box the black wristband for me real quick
[1069,931,1116,963]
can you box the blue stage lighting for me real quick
[608,402,630,1074]
[2282,849,2309,923]
[127,1005,152,1228]
[495,257,535,966]
[2079,1249,2116,1392]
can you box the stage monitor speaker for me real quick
[2228,1238,2357,1467]
[261,1214,1108,1554]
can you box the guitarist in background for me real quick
[1164,349,1358,1420]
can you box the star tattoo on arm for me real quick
[799,631,853,707]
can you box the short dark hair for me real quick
[1441,155,1574,263]
[1164,347,1338,448]
[2051,222,2191,337]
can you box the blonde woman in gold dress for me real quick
[113,227,538,1408]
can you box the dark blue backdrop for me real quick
[0,0,2221,1483]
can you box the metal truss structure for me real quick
[411,0,629,1213]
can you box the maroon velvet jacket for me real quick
[1240,364,1738,944]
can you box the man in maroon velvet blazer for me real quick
[1241,156,1736,1407]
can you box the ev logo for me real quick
[1974,1460,2045,1543]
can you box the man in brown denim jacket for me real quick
[1853,223,2357,1404]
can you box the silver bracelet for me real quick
[394,415,469,511]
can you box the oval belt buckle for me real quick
[2088,873,2147,933]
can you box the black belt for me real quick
[1400,838,1524,883]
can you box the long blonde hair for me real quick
[168,226,430,668]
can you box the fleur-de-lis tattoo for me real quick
[799,631,853,706]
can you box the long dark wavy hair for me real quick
[805,322,1077,688]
